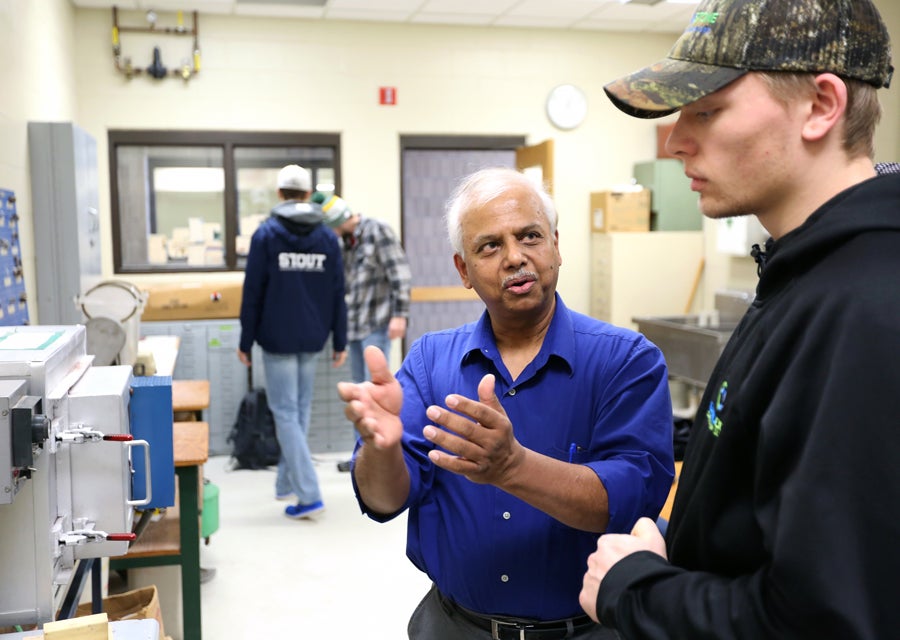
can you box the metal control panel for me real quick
[0,379,41,504]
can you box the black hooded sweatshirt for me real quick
[597,173,900,639]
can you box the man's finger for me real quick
[363,345,394,385]
[443,374,509,428]
[630,516,667,558]
[477,373,499,406]
[428,447,486,480]
[336,381,358,402]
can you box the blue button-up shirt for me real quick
[355,294,674,620]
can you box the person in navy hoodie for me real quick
[238,164,347,520]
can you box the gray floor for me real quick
[192,452,431,639]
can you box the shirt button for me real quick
[502,511,511,520]
[501,574,509,583]
[509,388,516,396]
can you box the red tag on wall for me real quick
[379,86,397,105]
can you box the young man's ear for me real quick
[801,73,848,143]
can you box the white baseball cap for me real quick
[277,164,312,192]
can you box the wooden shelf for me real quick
[173,421,209,467]
[124,493,181,559]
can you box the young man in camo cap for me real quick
[580,0,900,637]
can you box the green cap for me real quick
[315,193,352,228]
[605,0,894,119]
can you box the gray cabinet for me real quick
[28,122,101,324]
[142,319,355,456]
[633,159,703,232]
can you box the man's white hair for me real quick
[444,167,558,257]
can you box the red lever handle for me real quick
[103,434,134,441]
[106,533,137,541]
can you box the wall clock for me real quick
[546,84,588,130]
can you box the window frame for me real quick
[108,129,342,274]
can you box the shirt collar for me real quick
[460,293,575,376]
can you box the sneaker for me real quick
[284,500,325,520]
[336,460,351,473]
[275,492,295,501]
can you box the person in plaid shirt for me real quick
[315,193,412,472]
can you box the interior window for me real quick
[109,131,341,273]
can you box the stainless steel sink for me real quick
[633,313,739,388]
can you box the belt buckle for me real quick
[490,619,532,640]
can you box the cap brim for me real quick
[604,58,747,119]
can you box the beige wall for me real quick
[71,8,680,313]
[0,0,78,322]
[876,0,900,161]
[1,1,899,322]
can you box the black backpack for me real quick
[227,387,281,470]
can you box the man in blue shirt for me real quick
[338,167,674,639]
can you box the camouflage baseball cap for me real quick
[605,0,894,119]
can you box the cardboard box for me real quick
[590,189,651,232]
[141,281,242,321]
[76,585,165,640]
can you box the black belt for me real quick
[439,591,596,640]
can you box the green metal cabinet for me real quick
[633,159,703,231]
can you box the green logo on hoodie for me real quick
[706,380,728,437]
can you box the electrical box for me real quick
[0,378,32,505]
[129,375,175,509]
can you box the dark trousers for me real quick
[408,584,619,640]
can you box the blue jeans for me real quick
[348,325,391,383]
[261,350,321,504]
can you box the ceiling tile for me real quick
[411,12,498,26]
[328,0,424,9]
[323,8,418,22]
[494,15,584,29]
[234,3,325,17]
[74,0,138,7]
[506,0,602,20]
[137,0,234,13]
[71,0,699,32]
[420,0,519,14]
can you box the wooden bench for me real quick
[172,379,210,422]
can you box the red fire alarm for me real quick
[379,86,397,105]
